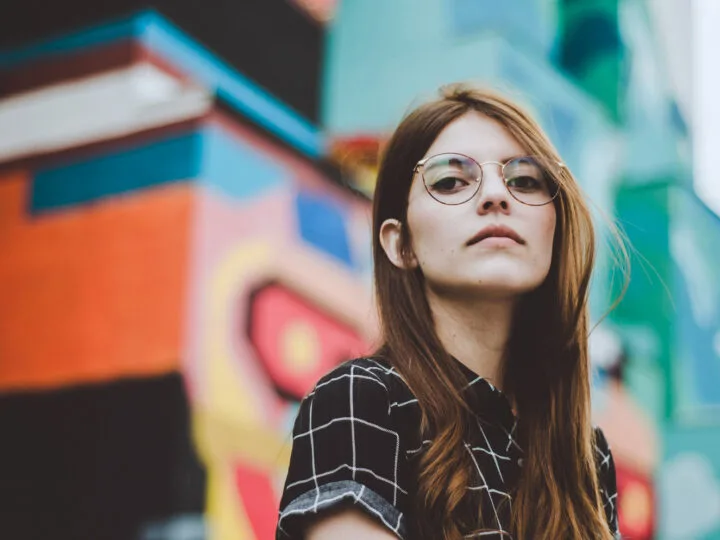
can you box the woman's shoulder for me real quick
[291,357,422,441]
[279,356,418,539]
[306,356,415,403]
[592,425,612,458]
[593,425,621,536]
[592,425,616,477]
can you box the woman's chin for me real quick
[470,280,538,299]
[429,275,542,300]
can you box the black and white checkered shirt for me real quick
[277,357,620,539]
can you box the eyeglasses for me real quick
[414,153,563,206]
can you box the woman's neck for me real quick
[426,289,516,390]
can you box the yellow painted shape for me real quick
[620,480,652,533]
[194,408,292,471]
[206,462,256,540]
[205,241,274,423]
[282,320,321,374]
[202,241,285,540]
[198,238,375,539]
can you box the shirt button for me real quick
[517,458,524,467]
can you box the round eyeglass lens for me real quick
[421,154,482,205]
[502,156,559,206]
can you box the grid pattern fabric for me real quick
[277,357,620,539]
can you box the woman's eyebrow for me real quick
[498,153,525,163]
[461,153,526,163]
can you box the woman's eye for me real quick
[431,176,469,192]
[507,175,543,191]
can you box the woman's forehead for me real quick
[423,112,525,162]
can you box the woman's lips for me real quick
[467,224,525,246]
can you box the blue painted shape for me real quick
[295,192,353,267]
[498,47,584,161]
[674,262,720,409]
[0,10,324,158]
[669,100,689,138]
[660,425,720,539]
[31,131,202,213]
[200,126,289,200]
[141,16,324,158]
[0,14,144,69]
[546,102,578,161]
[672,190,720,414]
[449,0,550,52]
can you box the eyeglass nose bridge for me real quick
[475,160,508,185]
[467,161,512,205]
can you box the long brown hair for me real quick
[371,83,615,539]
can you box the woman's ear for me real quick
[379,218,418,269]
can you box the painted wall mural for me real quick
[0,11,374,540]
[184,120,376,539]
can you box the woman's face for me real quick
[381,111,557,299]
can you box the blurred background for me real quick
[0,0,718,538]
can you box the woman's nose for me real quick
[475,166,511,212]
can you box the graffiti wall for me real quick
[183,118,376,539]
[0,8,373,539]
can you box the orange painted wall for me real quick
[0,169,193,391]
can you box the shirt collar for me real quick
[452,357,517,431]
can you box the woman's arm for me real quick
[277,360,411,539]
[307,509,399,540]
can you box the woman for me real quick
[276,83,621,539]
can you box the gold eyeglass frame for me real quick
[413,152,565,207]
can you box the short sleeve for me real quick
[276,361,410,539]
[594,426,620,538]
